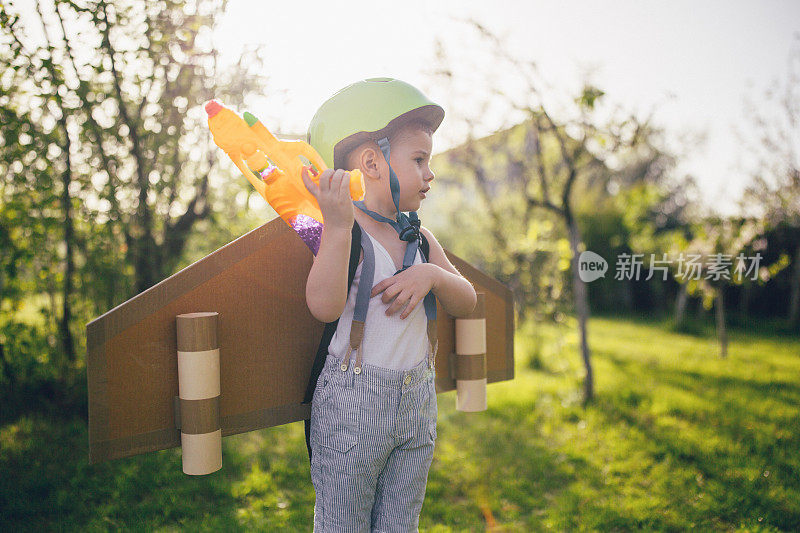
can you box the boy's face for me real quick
[384,127,435,213]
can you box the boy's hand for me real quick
[301,166,354,231]
[371,264,441,319]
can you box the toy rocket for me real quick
[205,100,365,254]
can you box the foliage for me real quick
[1,315,798,530]
[0,0,270,398]
[737,35,800,230]
[736,35,800,330]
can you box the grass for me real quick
[1,313,798,531]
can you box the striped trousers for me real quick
[310,352,438,532]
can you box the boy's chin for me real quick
[401,198,423,212]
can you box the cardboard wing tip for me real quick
[85,219,290,329]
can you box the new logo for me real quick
[578,251,608,282]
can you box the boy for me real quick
[301,78,477,532]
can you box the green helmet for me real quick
[307,77,444,169]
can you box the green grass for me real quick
[1,314,798,531]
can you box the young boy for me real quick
[301,77,477,532]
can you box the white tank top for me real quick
[328,228,430,370]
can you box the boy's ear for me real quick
[360,146,383,181]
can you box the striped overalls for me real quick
[309,219,439,532]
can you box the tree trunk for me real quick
[696,298,707,320]
[515,293,527,326]
[715,285,728,358]
[55,3,128,313]
[0,273,11,394]
[98,1,157,294]
[739,279,751,316]
[36,0,76,369]
[0,341,14,396]
[566,214,593,403]
[58,112,76,365]
[621,279,633,310]
[789,245,800,329]
[675,282,688,327]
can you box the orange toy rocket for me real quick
[205,100,365,254]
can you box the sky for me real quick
[213,0,800,216]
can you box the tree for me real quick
[737,34,800,330]
[428,20,677,403]
[1,0,269,400]
[669,215,764,357]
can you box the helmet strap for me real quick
[353,136,422,272]
[376,137,403,221]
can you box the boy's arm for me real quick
[301,167,357,323]
[305,225,352,323]
[420,226,478,318]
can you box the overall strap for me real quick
[338,221,375,375]
[304,221,362,464]
[303,221,362,405]
[417,239,438,370]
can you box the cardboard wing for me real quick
[86,218,514,463]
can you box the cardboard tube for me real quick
[177,349,220,400]
[176,312,222,475]
[180,430,222,475]
[454,293,487,412]
[456,379,487,411]
[455,319,486,355]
